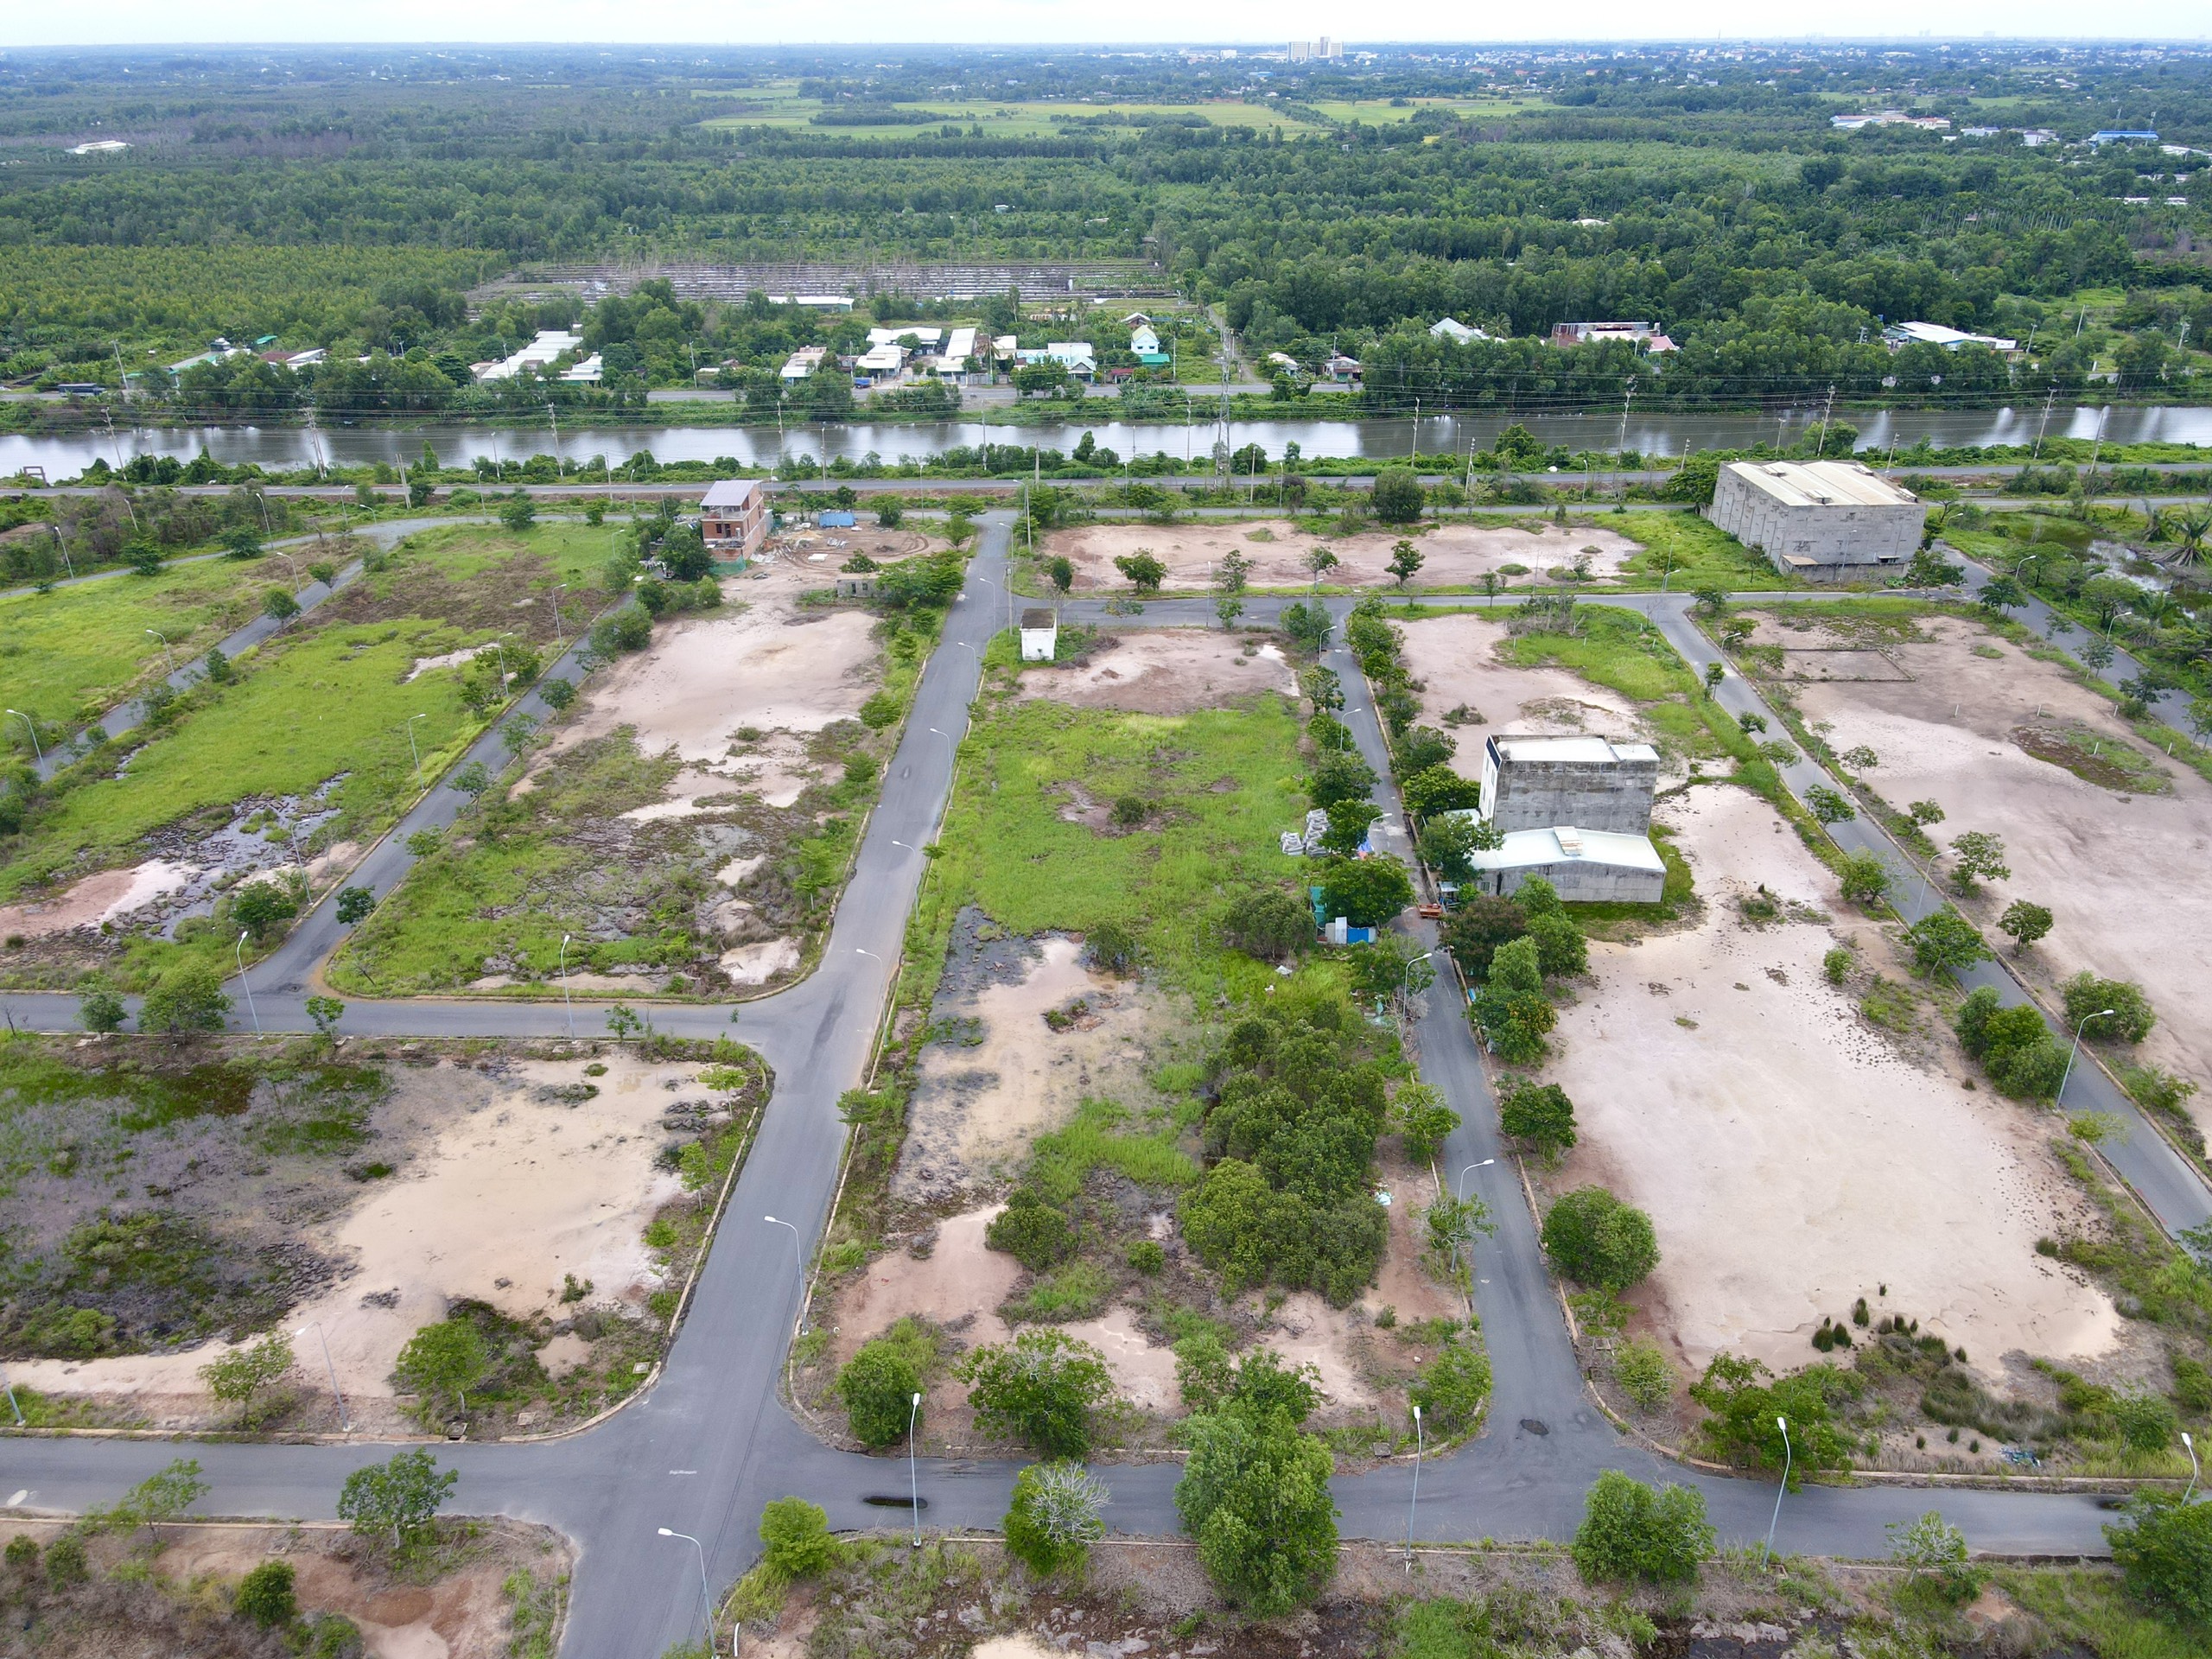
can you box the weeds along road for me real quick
[0,534,2173,1655]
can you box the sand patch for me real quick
[970,1641,1057,1659]
[1058,1306,1180,1411]
[1543,785,2118,1379]
[1396,612,1663,777]
[1018,629,1297,715]
[895,934,1161,1205]
[1045,519,1638,593]
[10,1050,701,1420]
[721,938,802,984]
[1370,1160,1467,1331]
[837,1205,1020,1361]
[403,643,495,682]
[0,858,194,938]
[1261,1292,1379,1412]
[1787,613,2212,1141]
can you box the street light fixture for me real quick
[1404,1403,1423,1570]
[559,933,575,1039]
[145,628,175,675]
[404,712,429,790]
[1764,1416,1793,1567]
[764,1215,807,1332]
[296,1321,352,1431]
[2058,1008,2118,1109]
[656,1528,715,1654]
[235,931,261,1035]
[908,1391,925,1547]
[2183,1430,2197,1504]
[3,709,39,764]
[1455,1160,1495,1204]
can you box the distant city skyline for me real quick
[3,7,2210,48]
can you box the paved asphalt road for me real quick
[1,526,2190,1654]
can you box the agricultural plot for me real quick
[0,524,605,989]
[1042,518,1642,594]
[800,628,1474,1459]
[0,1033,766,1438]
[1746,605,2212,1149]
[330,541,947,998]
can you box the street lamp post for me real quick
[657,1528,715,1655]
[4,709,39,764]
[2058,1008,2118,1109]
[235,931,261,1035]
[1404,1403,1423,1569]
[1764,1416,1793,1566]
[764,1215,807,1332]
[559,933,575,1038]
[2182,1430,2197,1504]
[908,1392,925,1547]
[146,628,175,675]
[405,712,429,790]
[1455,1160,1495,1204]
[296,1321,352,1431]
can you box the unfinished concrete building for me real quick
[1480,735,1659,836]
[1464,825,1669,903]
[1707,461,1924,581]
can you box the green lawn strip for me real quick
[1609,507,1785,591]
[377,520,618,595]
[1,620,493,909]
[0,556,286,729]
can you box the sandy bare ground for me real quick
[1016,629,1297,714]
[1396,612,1675,781]
[894,935,1161,1205]
[0,1517,568,1659]
[1542,785,2117,1382]
[1785,613,2212,1145]
[0,858,194,939]
[10,1050,701,1429]
[1045,519,1640,594]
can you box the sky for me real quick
[0,3,2208,49]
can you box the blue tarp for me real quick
[818,511,858,527]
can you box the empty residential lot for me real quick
[1541,786,2117,1382]
[1766,607,2212,1147]
[1043,518,1640,594]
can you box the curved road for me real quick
[0,522,2189,1655]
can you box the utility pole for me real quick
[1615,378,1636,495]
[1815,384,1836,460]
[2031,385,2056,462]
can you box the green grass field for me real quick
[0,557,286,731]
[1612,509,1786,591]
[696,86,1513,139]
[899,655,1307,1007]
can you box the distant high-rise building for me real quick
[1288,37,1343,61]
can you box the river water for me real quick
[8,403,2212,480]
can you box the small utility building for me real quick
[1707,461,1924,581]
[1464,825,1668,904]
[1441,733,1666,904]
[1020,608,1058,662]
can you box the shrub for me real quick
[1472,936,1555,1064]
[235,1560,298,1626]
[1173,1332,1235,1414]
[1410,1343,1492,1435]
[1397,726,1455,772]
[836,1334,925,1448]
[1689,1352,1852,1479]
[1499,1080,1576,1156]
[985,1189,1077,1272]
[3,1535,35,1572]
[1613,1338,1674,1411]
[1821,945,1853,985]
[1004,1461,1109,1575]
[140,962,232,1037]
[337,1450,455,1553]
[1084,919,1138,976]
[1223,888,1311,959]
[1541,1187,1659,1293]
[1571,1471,1713,1584]
[1319,855,1414,928]
[44,1535,86,1589]
[393,1319,488,1416]
[538,677,576,712]
[588,606,652,657]
[1999,899,2053,952]
[1370,467,1426,524]
[2061,971,2156,1043]
[957,1330,1114,1458]
[1392,1083,1459,1163]
[78,984,127,1033]
[2107,1492,2212,1628]
[1439,895,1527,980]
[1804,785,1854,823]
[760,1497,836,1580]
[1527,912,1587,978]
[1175,1408,1337,1615]
[1126,1238,1165,1275]
[1837,852,1890,909]
[1400,764,1480,817]
[1904,912,1990,978]
[1955,986,2070,1099]
[1887,1510,1980,1604]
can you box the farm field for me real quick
[330,531,947,999]
[0,1033,766,1439]
[1751,604,2212,1149]
[0,552,290,731]
[0,524,605,988]
[804,626,1474,1459]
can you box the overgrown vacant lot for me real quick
[1043,518,1642,593]
[0,1032,766,1438]
[801,630,1477,1461]
[1541,786,2117,1405]
[331,552,946,998]
[0,554,291,730]
[1751,604,2212,1148]
[0,524,607,990]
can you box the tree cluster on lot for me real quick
[2107,1491,2212,1630]
[956,1328,1114,1458]
[1221,886,1313,961]
[1540,1186,1659,1294]
[1003,1460,1110,1575]
[1572,1471,1714,1585]
[1955,986,2069,1099]
[1499,1078,1578,1157]
[2060,970,2157,1045]
[833,1315,937,1447]
[1173,1343,1338,1616]
[1179,988,1395,1305]
[1689,1352,1854,1480]
[338,1449,456,1554]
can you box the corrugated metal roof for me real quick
[701,480,761,508]
[1462,825,1667,874]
